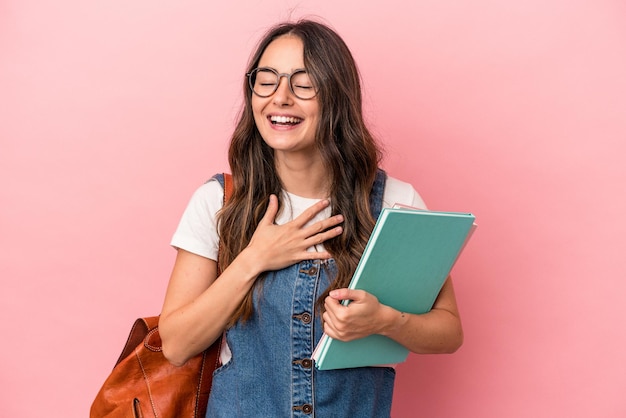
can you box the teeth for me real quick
[270,115,302,124]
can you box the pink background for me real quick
[2,1,625,417]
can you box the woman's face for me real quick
[251,35,320,158]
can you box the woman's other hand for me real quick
[322,289,388,341]
[243,194,344,271]
[322,279,464,354]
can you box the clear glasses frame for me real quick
[246,67,317,100]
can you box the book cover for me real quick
[312,207,476,370]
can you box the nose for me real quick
[272,75,293,105]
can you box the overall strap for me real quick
[368,169,387,219]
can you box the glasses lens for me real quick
[290,71,316,99]
[250,68,278,97]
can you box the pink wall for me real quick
[2,1,625,417]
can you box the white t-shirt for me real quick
[171,176,426,259]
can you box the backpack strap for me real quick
[211,173,233,276]
[212,173,233,202]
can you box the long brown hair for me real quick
[218,19,382,325]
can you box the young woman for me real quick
[159,19,463,417]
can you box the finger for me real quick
[323,296,345,319]
[322,310,338,335]
[322,310,352,341]
[302,225,343,248]
[324,294,341,310]
[259,194,279,226]
[299,250,333,261]
[292,199,331,227]
[329,288,364,303]
[303,214,344,238]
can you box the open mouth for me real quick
[269,115,303,126]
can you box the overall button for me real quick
[300,312,312,323]
[293,358,313,369]
[299,264,318,275]
[294,403,314,414]
[293,312,312,324]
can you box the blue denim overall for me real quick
[208,171,394,417]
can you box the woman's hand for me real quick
[322,279,464,354]
[243,194,344,272]
[322,289,391,341]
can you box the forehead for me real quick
[257,35,305,71]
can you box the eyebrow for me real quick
[256,66,308,74]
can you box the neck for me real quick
[275,153,329,198]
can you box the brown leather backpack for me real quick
[90,173,232,418]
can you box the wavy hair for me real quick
[218,19,382,325]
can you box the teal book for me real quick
[312,206,476,370]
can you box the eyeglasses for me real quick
[247,67,317,100]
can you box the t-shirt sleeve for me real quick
[382,176,428,210]
[170,179,224,261]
